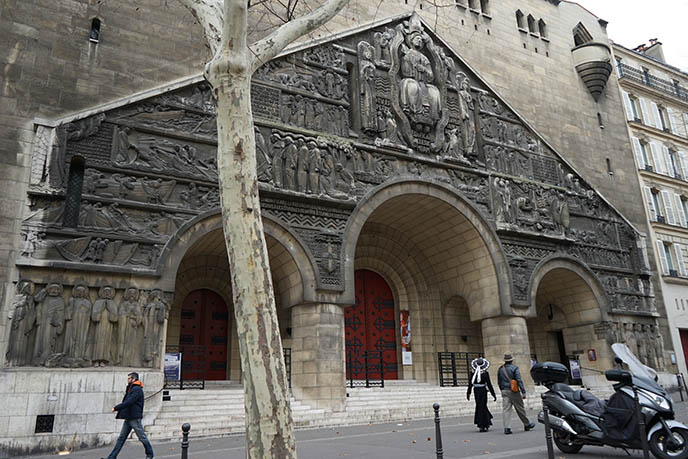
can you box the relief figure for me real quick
[143,290,168,367]
[6,280,36,366]
[63,284,92,362]
[117,287,144,366]
[91,285,118,366]
[32,283,65,365]
[358,41,378,133]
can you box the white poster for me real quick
[164,352,182,380]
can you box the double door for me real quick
[180,289,229,380]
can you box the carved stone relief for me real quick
[604,321,666,370]
[5,281,170,369]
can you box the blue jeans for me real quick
[107,418,154,458]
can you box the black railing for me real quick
[618,63,688,103]
[346,350,385,388]
[164,345,206,390]
[283,347,291,388]
[438,352,483,387]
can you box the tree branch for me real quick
[225,0,248,54]
[249,0,349,72]
[177,0,224,56]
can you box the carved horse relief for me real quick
[388,14,449,152]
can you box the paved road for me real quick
[24,400,688,458]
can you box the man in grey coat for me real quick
[497,353,536,435]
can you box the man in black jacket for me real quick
[103,372,155,459]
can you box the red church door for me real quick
[345,269,398,380]
[180,289,229,380]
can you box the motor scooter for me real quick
[531,343,688,458]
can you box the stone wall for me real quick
[0,369,163,457]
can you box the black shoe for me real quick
[504,428,512,435]
[525,422,536,431]
[479,427,488,432]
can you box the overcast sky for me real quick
[572,0,688,72]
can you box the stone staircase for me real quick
[146,380,548,441]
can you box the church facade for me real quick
[0,0,674,454]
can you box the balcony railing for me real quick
[618,63,688,102]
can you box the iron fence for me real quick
[438,352,483,387]
[346,350,385,388]
[164,345,206,390]
[618,63,688,103]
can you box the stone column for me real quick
[290,303,346,412]
[481,315,534,388]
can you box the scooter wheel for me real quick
[650,427,688,459]
[553,431,583,454]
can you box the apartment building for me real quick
[616,40,688,378]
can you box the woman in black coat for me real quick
[467,357,497,432]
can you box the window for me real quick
[665,147,680,178]
[642,67,651,85]
[572,23,593,46]
[89,18,101,43]
[527,15,536,34]
[644,186,662,222]
[538,19,547,39]
[63,156,85,228]
[622,91,640,122]
[675,193,688,227]
[657,241,688,277]
[456,0,468,9]
[516,10,525,30]
[632,137,651,170]
[660,189,677,225]
[480,0,490,15]
[468,0,478,11]
[615,58,623,78]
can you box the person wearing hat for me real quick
[497,353,535,435]
[467,357,497,432]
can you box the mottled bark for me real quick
[178,0,350,457]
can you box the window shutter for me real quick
[632,137,645,169]
[639,98,651,125]
[668,107,680,135]
[622,91,635,121]
[657,240,670,274]
[680,151,688,179]
[651,101,663,129]
[645,186,658,221]
[663,145,674,176]
[676,244,688,277]
[674,193,687,227]
[650,142,666,174]
[661,190,676,225]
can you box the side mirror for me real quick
[614,356,624,365]
[605,369,632,385]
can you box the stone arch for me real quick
[342,178,512,318]
[442,295,483,355]
[528,255,609,321]
[158,210,318,303]
[527,255,611,383]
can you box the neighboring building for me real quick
[614,39,688,378]
[0,1,674,454]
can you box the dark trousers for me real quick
[107,418,154,458]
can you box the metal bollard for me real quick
[541,394,554,459]
[181,423,191,459]
[678,374,685,402]
[433,403,443,459]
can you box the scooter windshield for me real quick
[611,343,659,385]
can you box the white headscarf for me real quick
[471,358,490,385]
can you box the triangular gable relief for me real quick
[23,14,654,314]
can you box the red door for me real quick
[180,289,229,380]
[680,329,688,373]
[345,270,398,379]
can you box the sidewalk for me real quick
[26,401,688,459]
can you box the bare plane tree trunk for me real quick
[178,0,350,457]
